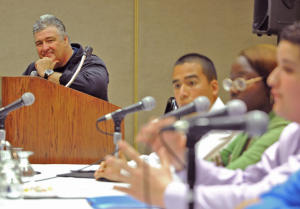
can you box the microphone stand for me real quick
[185,128,208,209]
[0,117,13,164]
[0,117,8,150]
[112,117,123,157]
[58,116,123,179]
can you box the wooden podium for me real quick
[1,76,123,164]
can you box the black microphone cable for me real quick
[70,148,120,173]
[33,148,119,183]
[96,120,114,136]
[74,143,156,209]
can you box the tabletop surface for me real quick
[0,164,128,209]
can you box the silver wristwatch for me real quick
[44,69,54,79]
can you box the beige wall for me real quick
[0,0,276,153]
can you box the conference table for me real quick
[0,164,129,209]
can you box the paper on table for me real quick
[23,177,128,199]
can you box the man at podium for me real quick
[22,14,109,101]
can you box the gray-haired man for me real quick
[23,14,109,100]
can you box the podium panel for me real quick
[1,76,123,164]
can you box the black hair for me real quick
[280,21,300,46]
[174,53,217,81]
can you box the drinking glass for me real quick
[17,151,35,183]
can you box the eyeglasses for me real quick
[223,76,263,92]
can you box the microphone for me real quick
[97,96,156,122]
[187,99,247,123]
[161,96,210,119]
[30,71,38,76]
[83,46,93,57]
[0,92,35,119]
[162,110,269,137]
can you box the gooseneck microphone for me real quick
[162,110,269,137]
[83,46,93,57]
[199,99,246,117]
[97,96,156,122]
[97,96,155,158]
[186,99,247,124]
[161,96,210,119]
[0,92,35,145]
[0,92,35,119]
[30,71,38,76]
